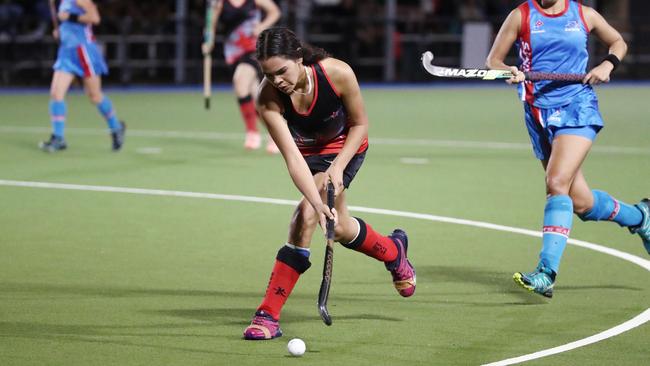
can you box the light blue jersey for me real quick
[517,0,604,160]
[59,0,93,47]
[54,0,107,77]
[517,0,593,108]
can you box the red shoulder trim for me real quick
[319,61,341,97]
[518,2,530,39]
[578,2,590,33]
[532,0,570,18]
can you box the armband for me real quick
[68,13,80,23]
[602,54,620,71]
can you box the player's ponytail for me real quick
[257,27,329,65]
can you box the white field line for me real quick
[481,309,650,366]
[2,126,650,155]
[0,179,648,365]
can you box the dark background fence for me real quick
[0,0,647,86]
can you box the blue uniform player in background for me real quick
[40,0,125,152]
[487,0,650,298]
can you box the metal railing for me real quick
[1,11,648,85]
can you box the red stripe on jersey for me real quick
[518,2,535,105]
[577,2,590,32]
[532,0,570,18]
[319,61,341,97]
[543,225,570,236]
[530,104,544,127]
[76,46,92,77]
[299,136,368,156]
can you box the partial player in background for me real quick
[40,0,125,153]
[202,0,280,153]
[242,27,416,340]
[486,0,649,298]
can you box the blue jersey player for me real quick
[40,0,125,152]
[487,0,649,298]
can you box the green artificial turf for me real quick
[0,86,648,365]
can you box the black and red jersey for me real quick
[279,62,369,156]
[220,0,259,64]
[220,0,257,36]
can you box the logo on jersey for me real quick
[518,40,532,72]
[565,20,581,32]
[548,109,562,124]
[532,20,545,34]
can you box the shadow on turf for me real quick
[0,282,264,298]
[152,308,402,325]
[0,321,254,356]
[414,265,644,306]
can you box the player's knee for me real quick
[88,92,103,104]
[333,217,351,242]
[545,174,571,195]
[50,89,63,100]
[571,197,592,215]
[292,200,318,228]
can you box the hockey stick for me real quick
[203,0,215,110]
[421,51,585,82]
[317,181,335,326]
[49,0,59,43]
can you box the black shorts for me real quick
[304,150,367,189]
[229,52,263,80]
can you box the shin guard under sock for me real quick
[258,245,311,320]
[96,97,121,131]
[539,195,573,274]
[341,217,398,263]
[49,100,66,137]
[579,189,643,228]
[238,95,258,133]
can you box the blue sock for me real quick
[49,100,66,138]
[579,190,643,228]
[96,96,121,131]
[539,195,573,274]
[285,243,310,258]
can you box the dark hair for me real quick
[256,27,329,65]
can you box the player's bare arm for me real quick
[48,0,59,39]
[320,58,368,194]
[254,0,280,36]
[486,9,525,84]
[59,0,100,25]
[582,6,628,84]
[257,82,334,229]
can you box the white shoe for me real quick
[244,131,261,150]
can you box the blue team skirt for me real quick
[53,42,108,78]
[523,92,604,160]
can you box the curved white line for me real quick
[0,179,648,365]
[481,309,650,366]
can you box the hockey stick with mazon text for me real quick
[421,51,585,82]
[317,181,336,326]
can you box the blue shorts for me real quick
[524,93,603,161]
[53,43,108,78]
